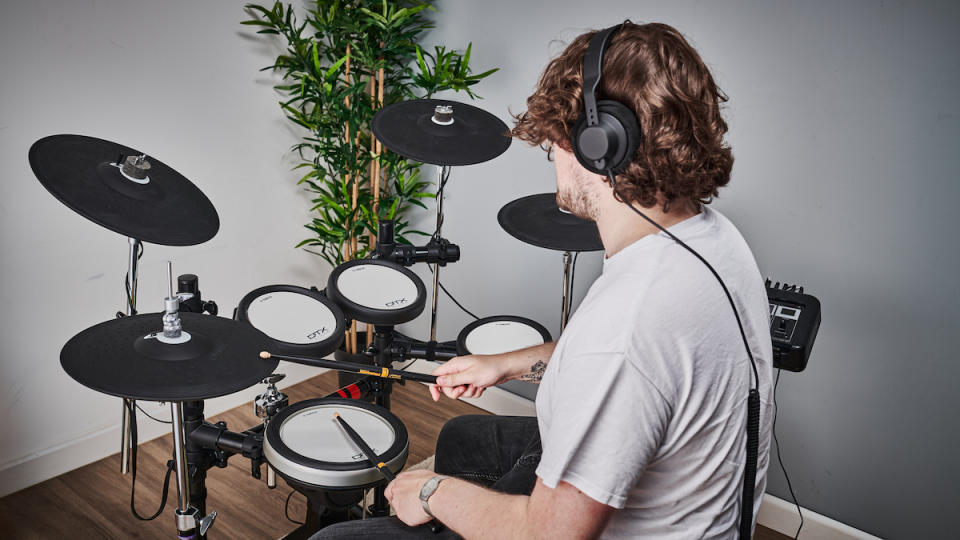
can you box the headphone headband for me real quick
[572,22,641,175]
[582,25,622,128]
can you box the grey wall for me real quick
[1,1,958,538]
[415,1,959,539]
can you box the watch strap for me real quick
[419,475,451,518]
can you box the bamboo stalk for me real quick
[365,68,380,349]
[344,43,356,354]
[351,131,359,257]
[374,64,384,218]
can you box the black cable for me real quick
[285,489,306,525]
[608,172,761,540]
[127,400,175,521]
[567,251,580,311]
[123,242,145,316]
[135,402,172,424]
[426,264,481,320]
[430,167,451,241]
[773,369,803,539]
[608,173,759,389]
[438,281,480,320]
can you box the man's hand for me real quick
[384,469,437,526]
[429,355,509,401]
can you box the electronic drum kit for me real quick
[29,99,604,539]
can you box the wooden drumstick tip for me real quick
[260,351,272,359]
[333,412,340,418]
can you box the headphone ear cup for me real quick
[597,100,642,173]
[571,100,642,174]
[571,113,601,174]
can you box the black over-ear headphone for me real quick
[571,24,642,175]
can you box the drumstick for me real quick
[334,413,444,534]
[260,351,438,384]
[333,412,396,481]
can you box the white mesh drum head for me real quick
[465,320,546,355]
[336,264,419,311]
[280,403,396,462]
[245,290,337,345]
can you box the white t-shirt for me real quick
[535,206,774,539]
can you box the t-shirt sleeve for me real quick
[535,351,671,509]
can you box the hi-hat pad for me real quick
[61,313,276,401]
[371,99,511,166]
[29,134,219,246]
[498,193,603,252]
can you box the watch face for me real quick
[419,475,449,516]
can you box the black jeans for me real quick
[310,415,541,539]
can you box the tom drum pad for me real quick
[236,285,345,357]
[263,398,409,490]
[456,315,552,356]
[326,259,426,325]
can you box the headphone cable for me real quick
[608,173,761,540]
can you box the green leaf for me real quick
[325,54,348,80]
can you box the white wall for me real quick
[0,0,334,496]
[2,1,959,539]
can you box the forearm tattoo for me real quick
[520,360,547,382]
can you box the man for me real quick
[316,21,773,539]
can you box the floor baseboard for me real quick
[757,494,881,540]
[0,363,323,498]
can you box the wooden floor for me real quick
[0,372,790,539]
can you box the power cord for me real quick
[773,369,803,539]
[121,241,144,317]
[426,264,481,320]
[285,489,306,525]
[126,400,175,521]
[135,402,172,424]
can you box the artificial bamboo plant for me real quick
[244,0,497,351]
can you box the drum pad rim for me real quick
[456,315,553,356]
[236,284,346,357]
[265,397,409,473]
[326,259,427,326]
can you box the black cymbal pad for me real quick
[497,193,604,252]
[29,134,219,246]
[61,313,277,401]
[372,99,511,166]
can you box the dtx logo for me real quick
[384,298,407,307]
[307,327,328,340]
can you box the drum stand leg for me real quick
[120,237,141,474]
[370,325,396,411]
[367,326,396,518]
[170,401,217,539]
[183,401,209,518]
[429,166,450,342]
[370,485,390,517]
[561,251,572,333]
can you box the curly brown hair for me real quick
[513,22,733,211]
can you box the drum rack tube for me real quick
[260,352,439,384]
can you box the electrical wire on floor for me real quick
[285,489,306,525]
[773,368,803,539]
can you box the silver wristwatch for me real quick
[419,475,451,518]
